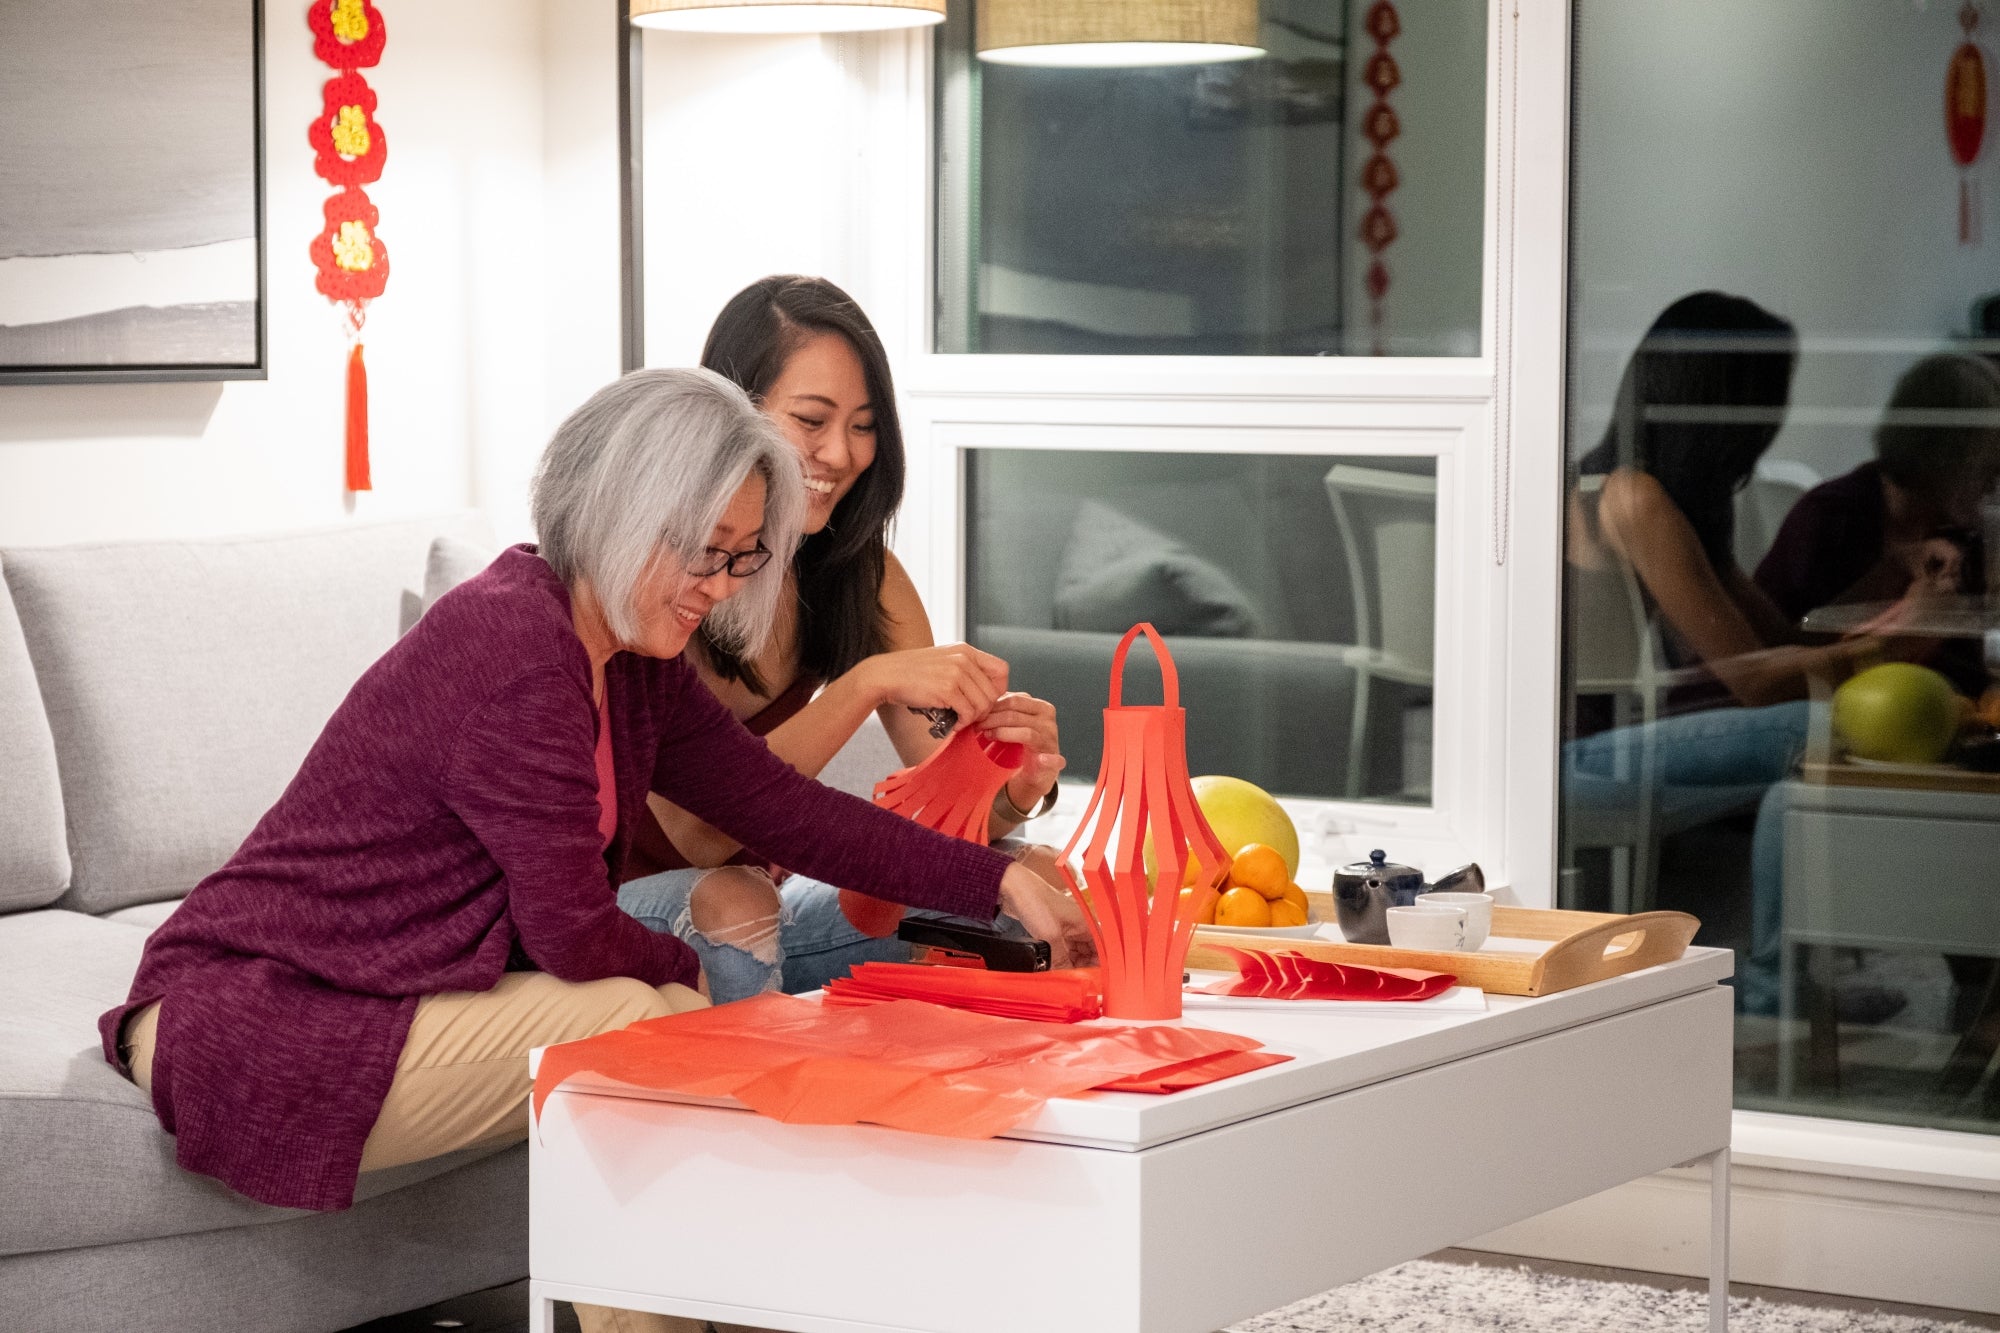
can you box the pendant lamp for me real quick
[631,0,945,32]
[978,0,1263,67]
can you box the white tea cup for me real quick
[1419,891,1493,951]
[1386,903,1466,952]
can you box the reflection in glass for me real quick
[965,450,1435,803]
[934,0,1486,355]
[1563,0,2000,1137]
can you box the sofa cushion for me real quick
[0,560,69,912]
[1,515,488,914]
[103,898,183,931]
[423,535,495,612]
[1053,502,1261,638]
[0,908,502,1256]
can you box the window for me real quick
[965,449,1436,803]
[934,0,1487,356]
[1559,0,2000,1137]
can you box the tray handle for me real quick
[1531,910,1700,995]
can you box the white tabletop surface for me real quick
[539,947,1733,1152]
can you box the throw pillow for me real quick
[1052,502,1261,638]
[422,535,494,613]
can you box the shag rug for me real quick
[1226,1260,1985,1333]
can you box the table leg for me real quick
[1708,1147,1731,1333]
[528,1281,557,1333]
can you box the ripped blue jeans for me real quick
[617,868,1027,1004]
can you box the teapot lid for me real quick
[1339,848,1421,879]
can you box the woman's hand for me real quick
[859,643,1008,727]
[998,854,1097,969]
[979,691,1064,815]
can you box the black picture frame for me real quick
[0,0,266,385]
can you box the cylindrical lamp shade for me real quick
[631,0,945,33]
[978,0,1262,66]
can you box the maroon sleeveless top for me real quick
[621,672,822,881]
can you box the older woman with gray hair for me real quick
[102,370,1081,1333]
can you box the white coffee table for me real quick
[530,948,1735,1333]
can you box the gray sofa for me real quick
[0,516,537,1333]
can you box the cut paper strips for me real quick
[532,992,1284,1138]
[1097,1047,1292,1094]
[1057,624,1230,1019]
[839,726,1026,938]
[823,961,1103,1023]
[1196,946,1457,1002]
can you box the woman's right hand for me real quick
[859,643,1009,726]
[997,857,1097,970]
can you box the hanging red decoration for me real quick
[1360,1,1402,354]
[837,728,1026,938]
[308,0,390,494]
[1054,624,1229,1020]
[1948,3,1989,245]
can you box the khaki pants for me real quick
[126,973,762,1333]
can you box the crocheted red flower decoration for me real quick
[310,187,390,305]
[309,0,386,70]
[309,74,386,188]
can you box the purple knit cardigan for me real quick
[101,546,1008,1211]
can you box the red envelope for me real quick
[1196,947,1456,1002]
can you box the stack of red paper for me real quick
[1196,946,1456,1002]
[533,993,1291,1138]
[822,962,1103,1022]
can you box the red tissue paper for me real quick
[532,993,1290,1137]
[823,961,1103,1023]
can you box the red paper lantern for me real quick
[838,727,1026,938]
[1056,624,1228,1020]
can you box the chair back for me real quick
[1322,464,1435,677]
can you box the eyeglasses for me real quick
[686,543,774,579]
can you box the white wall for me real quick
[0,0,621,549]
[1569,0,2000,482]
[638,30,903,369]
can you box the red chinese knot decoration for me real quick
[1949,3,1989,245]
[308,0,390,492]
[1056,624,1229,1020]
[1360,0,1402,354]
[837,728,1027,938]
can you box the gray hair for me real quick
[531,367,805,655]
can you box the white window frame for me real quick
[830,1,1573,901]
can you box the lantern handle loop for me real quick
[1107,622,1181,710]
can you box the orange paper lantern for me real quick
[1056,624,1229,1019]
[837,727,1026,938]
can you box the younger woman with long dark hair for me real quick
[618,277,1081,1000]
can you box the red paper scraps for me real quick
[839,728,1026,938]
[1197,946,1456,1002]
[822,962,1103,1023]
[532,993,1281,1137]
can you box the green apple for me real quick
[1833,663,1962,765]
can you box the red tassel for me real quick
[345,342,372,492]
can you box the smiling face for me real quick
[626,471,768,659]
[761,331,877,536]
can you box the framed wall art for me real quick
[0,0,265,383]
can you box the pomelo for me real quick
[1189,775,1299,877]
[1833,663,1961,765]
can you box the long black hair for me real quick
[1577,291,1798,572]
[693,275,906,696]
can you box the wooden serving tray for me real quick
[1187,899,1700,998]
[1800,760,2000,796]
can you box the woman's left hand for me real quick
[978,691,1064,815]
[997,858,1097,969]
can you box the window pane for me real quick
[966,449,1435,802]
[934,0,1486,356]
[1560,1,2000,1136]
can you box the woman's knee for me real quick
[688,866,783,957]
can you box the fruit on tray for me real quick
[1191,775,1300,875]
[1833,662,1963,764]
[1228,844,1289,899]
[1214,886,1272,928]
